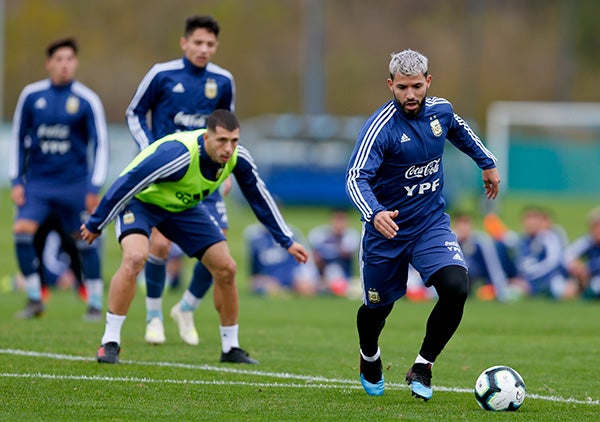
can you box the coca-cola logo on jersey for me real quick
[405,158,440,179]
[174,111,206,128]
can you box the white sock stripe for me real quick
[360,348,380,362]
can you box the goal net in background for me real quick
[486,101,600,195]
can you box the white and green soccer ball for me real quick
[474,365,526,411]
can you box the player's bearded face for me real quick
[387,73,432,117]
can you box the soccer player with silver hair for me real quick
[346,48,500,401]
[389,49,429,78]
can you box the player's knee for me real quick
[358,303,394,323]
[430,265,469,301]
[211,258,237,286]
[149,242,170,259]
[13,219,38,234]
[122,248,149,274]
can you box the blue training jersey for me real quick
[346,97,496,239]
[459,230,510,299]
[517,230,565,281]
[85,137,294,249]
[9,79,108,193]
[245,223,304,287]
[126,56,235,149]
[565,235,600,277]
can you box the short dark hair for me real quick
[184,15,220,38]
[207,109,239,132]
[46,37,78,58]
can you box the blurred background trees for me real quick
[3,0,599,128]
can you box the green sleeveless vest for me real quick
[123,129,238,212]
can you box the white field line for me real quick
[0,348,598,406]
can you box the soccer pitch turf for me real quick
[0,288,598,421]
[1,192,599,420]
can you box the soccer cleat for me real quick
[360,354,384,396]
[83,306,102,322]
[145,317,166,345]
[406,363,433,401]
[15,299,45,319]
[97,342,120,363]
[170,302,199,345]
[220,347,259,364]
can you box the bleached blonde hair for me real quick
[389,49,428,77]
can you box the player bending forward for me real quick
[82,110,308,364]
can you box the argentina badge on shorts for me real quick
[368,288,380,304]
[123,210,135,225]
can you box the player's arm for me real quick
[83,141,190,238]
[447,112,500,199]
[8,89,32,205]
[447,112,498,169]
[83,90,110,213]
[345,126,387,223]
[215,74,235,112]
[125,65,161,150]
[232,146,300,252]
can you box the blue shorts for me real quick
[203,190,228,230]
[115,198,225,258]
[360,216,467,307]
[16,180,87,233]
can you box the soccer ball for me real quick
[474,365,526,411]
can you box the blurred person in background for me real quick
[308,208,359,296]
[9,37,108,321]
[34,212,83,298]
[126,15,236,346]
[345,49,500,401]
[83,110,309,364]
[514,206,578,299]
[245,223,319,296]
[452,211,516,301]
[564,207,600,299]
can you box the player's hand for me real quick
[11,184,25,207]
[482,168,501,200]
[287,241,309,264]
[374,210,399,239]
[80,224,100,245]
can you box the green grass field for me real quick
[1,190,599,420]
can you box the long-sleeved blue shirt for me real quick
[9,79,108,193]
[85,136,294,249]
[126,56,235,149]
[565,235,600,277]
[346,97,497,239]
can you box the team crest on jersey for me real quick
[123,210,135,225]
[205,78,218,99]
[367,288,380,304]
[66,96,80,114]
[430,118,442,137]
